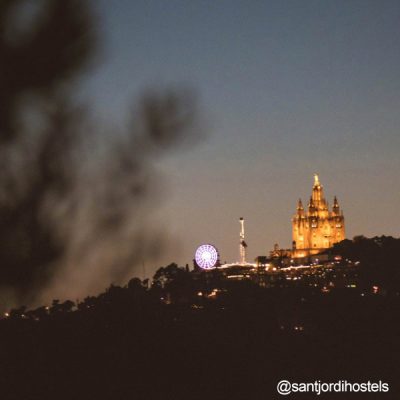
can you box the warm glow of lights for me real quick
[294,326,304,331]
[227,274,244,279]
[207,289,219,298]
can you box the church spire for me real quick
[296,198,304,216]
[297,198,303,209]
[311,173,327,209]
[333,196,339,206]
[332,196,340,214]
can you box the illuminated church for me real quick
[291,174,345,258]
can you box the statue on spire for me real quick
[314,173,320,187]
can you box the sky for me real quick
[83,0,400,271]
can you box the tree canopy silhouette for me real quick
[0,0,198,308]
[0,0,95,306]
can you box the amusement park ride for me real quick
[194,217,256,270]
[193,175,346,278]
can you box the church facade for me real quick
[292,174,345,258]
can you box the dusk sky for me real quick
[84,0,400,270]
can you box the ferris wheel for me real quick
[195,244,219,270]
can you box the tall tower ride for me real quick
[292,174,345,258]
[239,217,247,264]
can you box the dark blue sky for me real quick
[85,0,400,267]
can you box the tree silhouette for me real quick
[0,0,94,306]
[333,236,400,293]
[0,0,94,142]
[0,1,198,308]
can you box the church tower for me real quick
[292,174,345,258]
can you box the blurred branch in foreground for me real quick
[0,1,200,309]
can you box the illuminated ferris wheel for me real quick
[195,244,219,270]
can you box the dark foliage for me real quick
[333,236,400,293]
[1,261,400,400]
[0,1,198,307]
[0,0,94,142]
[0,0,94,304]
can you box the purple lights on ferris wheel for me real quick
[195,244,219,269]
